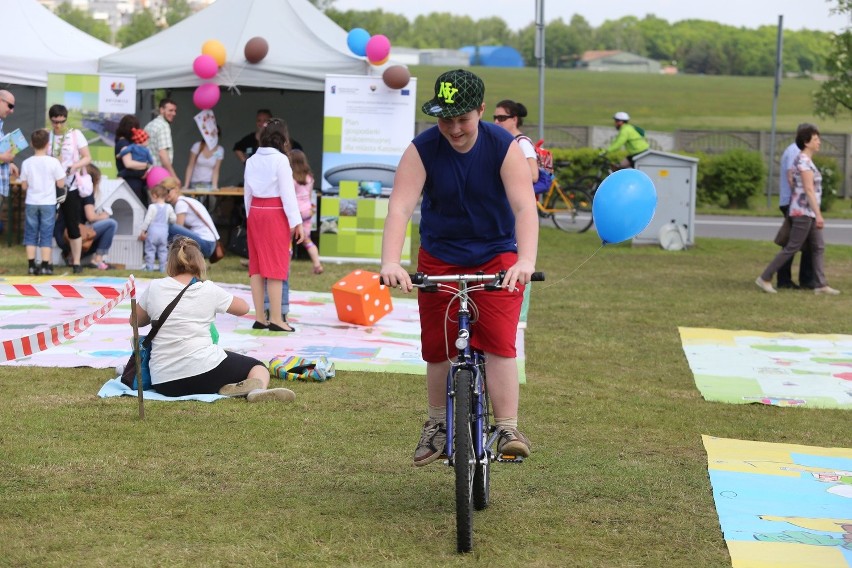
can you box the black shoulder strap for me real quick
[142,281,193,348]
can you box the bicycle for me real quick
[410,269,545,553]
[573,154,617,196]
[536,161,593,233]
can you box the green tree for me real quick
[54,2,112,43]
[595,16,646,55]
[164,0,192,27]
[324,9,410,42]
[116,9,159,47]
[814,0,852,117]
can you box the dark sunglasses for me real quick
[493,114,514,122]
[1,99,14,110]
[51,118,67,124]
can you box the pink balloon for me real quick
[192,83,220,110]
[365,34,391,64]
[192,54,218,80]
[146,166,170,189]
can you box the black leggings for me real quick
[59,190,82,239]
[152,351,266,397]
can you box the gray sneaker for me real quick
[496,426,531,458]
[218,377,264,397]
[413,419,446,467]
[246,388,296,403]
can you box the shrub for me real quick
[813,155,840,212]
[699,149,765,209]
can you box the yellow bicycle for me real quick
[535,166,593,233]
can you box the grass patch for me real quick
[1,230,850,566]
[410,66,852,134]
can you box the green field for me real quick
[409,65,852,134]
[1,228,850,566]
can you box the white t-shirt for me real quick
[516,136,537,160]
[48,128,88,172]
[20,155,65,205]
[174,196,220,242]
[188,142,224,186]
[139,278,233,384]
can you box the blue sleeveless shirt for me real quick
[413,122,517,266]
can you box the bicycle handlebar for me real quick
[408,271,545,285]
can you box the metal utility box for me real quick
[632,150,698,247]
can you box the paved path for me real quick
[694,215,852,246]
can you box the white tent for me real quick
[98,0,366,91]
[1,0,117,87]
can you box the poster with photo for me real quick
[47,73,137,180]
[193,110,218,150]
[320,74,417,264]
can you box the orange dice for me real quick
[332,270,393,326]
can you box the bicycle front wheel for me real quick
[551,186,594,233]
[453,368,474,553]
[472,384,490,511]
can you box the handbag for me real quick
[75,170,94,198]
[774,217,792,247]
[63,223,97,254]
[181,197,225,263]
[120,281,194,390]
[56,183,67,205]
[227,224,249,258]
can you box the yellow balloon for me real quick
[201,40,227,67]
[370,55,390,66]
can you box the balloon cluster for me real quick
[190,37,270,110]
[346,28,411,90]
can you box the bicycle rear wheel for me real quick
[453,368,474,553]
[551,186,594,233]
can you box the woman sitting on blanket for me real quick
[134,236,294,402]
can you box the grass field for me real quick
[1,227,850,567]
[409,65,852,134]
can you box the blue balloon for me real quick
[592,169,657,244]
[347,28,371,57]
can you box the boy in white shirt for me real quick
[20,129,65,275]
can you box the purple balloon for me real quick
[192,55,218,80]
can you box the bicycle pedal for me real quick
[495,454,525,463]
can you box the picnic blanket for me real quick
[0,276,528,380]
[703,435,852,567]
[98,377,225,402]
[679,327,852,409]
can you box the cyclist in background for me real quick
[380,69,539,466]
[605,111,649,169]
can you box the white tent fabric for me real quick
[0,0,117,87]
[98,0,366,91]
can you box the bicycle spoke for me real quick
[551,187,594,233]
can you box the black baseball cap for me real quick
[421,69,485,118]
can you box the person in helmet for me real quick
[606,111,649,169]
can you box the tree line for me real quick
[53,0,849,118]
[325,9,833,77]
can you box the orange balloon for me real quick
[202,40,227,67]
[370,55,389,66]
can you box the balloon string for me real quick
[220,64,242,95]
[530,244,605,294]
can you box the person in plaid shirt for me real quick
[144,98,180,184]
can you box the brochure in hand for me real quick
[0,128,28,155]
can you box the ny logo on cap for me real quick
[437,82,459,104]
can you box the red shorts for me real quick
[417,248,523,362]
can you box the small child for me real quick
[19,129,65,275]
[289,149,323,275]
[117,128,154,180]
[138,184,176,272]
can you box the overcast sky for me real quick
[330,0,848,33]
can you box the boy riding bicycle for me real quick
[380,69,539,466]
